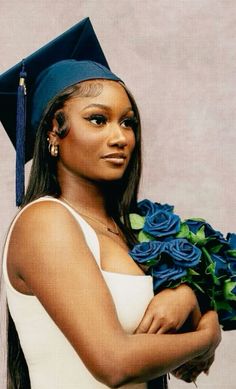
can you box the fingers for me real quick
[135,314,177,334]
[156,322,176,334]
[172,353,215,383]
[172,363,202,383]
[135,314,153,334]
[147,319,175,334]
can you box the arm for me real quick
[135,282,217,382]
[135,281,215,383]
[9,201,221,388]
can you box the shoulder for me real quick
[18,198,71,219]
[13,198,79,235]
[8,199,87,269]
[7,198,103,294]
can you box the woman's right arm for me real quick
[8,201,221,388]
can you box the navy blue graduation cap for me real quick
[0,17,121,206]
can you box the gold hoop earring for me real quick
[48,143,58,157]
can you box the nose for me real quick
[107,124,128,148]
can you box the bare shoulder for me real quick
[8,200,89,280]
[12,200,78,233]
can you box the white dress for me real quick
[3,197,154,389]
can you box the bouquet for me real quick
[129,199,236,330]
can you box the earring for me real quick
[48,143,59,157]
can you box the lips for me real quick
[102,152,127,165]
[102,152,127,159]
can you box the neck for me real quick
[58,171,109,218]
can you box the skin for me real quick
[7,80,221,387]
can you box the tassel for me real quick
[16,60,27,206]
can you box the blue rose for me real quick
[143,211,180,238]
[151,261,187,289]
[155,202,174,213]
[143,210,181,238]
[137,199,174,217]
[137,199,159,216]
[186,219,224,240]
[166,239,201,268]
[129,241,164,264]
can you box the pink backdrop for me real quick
[1,1,236,388]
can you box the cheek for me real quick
[129,131,136,152]
[66,130,97,153]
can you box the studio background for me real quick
[0,1,235,388]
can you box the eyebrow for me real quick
[82,103,134,116]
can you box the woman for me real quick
[1,19,220,389]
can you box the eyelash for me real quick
[85,114,138,130]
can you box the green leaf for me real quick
[205,263,215,275]
[176,223,190,238]
[146,259,158,266]
[215,300,233,312]
[210,244,224,254]
[187,268,200,276]
[137,230,155,243]
[224,280,236,301]
[129,213,145,230]
[188,228,209,246]
[188,232,198,244]
[227,249,236,257]
[196,225,206,240]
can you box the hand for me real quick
[171,310,221,383]
[135,284,201,334]
[171,354,214,383]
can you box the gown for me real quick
[3,197,155,389]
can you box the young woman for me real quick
[1,20,221,389]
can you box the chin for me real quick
[96,171,126,183]
[102,174,125,182]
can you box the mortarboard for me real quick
[0,17,121,205]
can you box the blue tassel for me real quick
[16,61,27,206]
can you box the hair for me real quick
[7,79,143,388]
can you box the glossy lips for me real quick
[102,152,127,165]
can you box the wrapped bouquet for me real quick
[129,199,236,330]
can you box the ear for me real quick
[47,118,60,145]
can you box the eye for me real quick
[86,114,107,126]
[121,117,138,130]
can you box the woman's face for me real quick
[54,80,136,184]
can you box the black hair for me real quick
[8,79,142,388]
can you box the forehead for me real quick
[65,79,131,110]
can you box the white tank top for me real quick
[3,197,154,389]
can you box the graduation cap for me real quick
[0,17,121,205]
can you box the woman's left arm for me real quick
[135,284,201,335]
